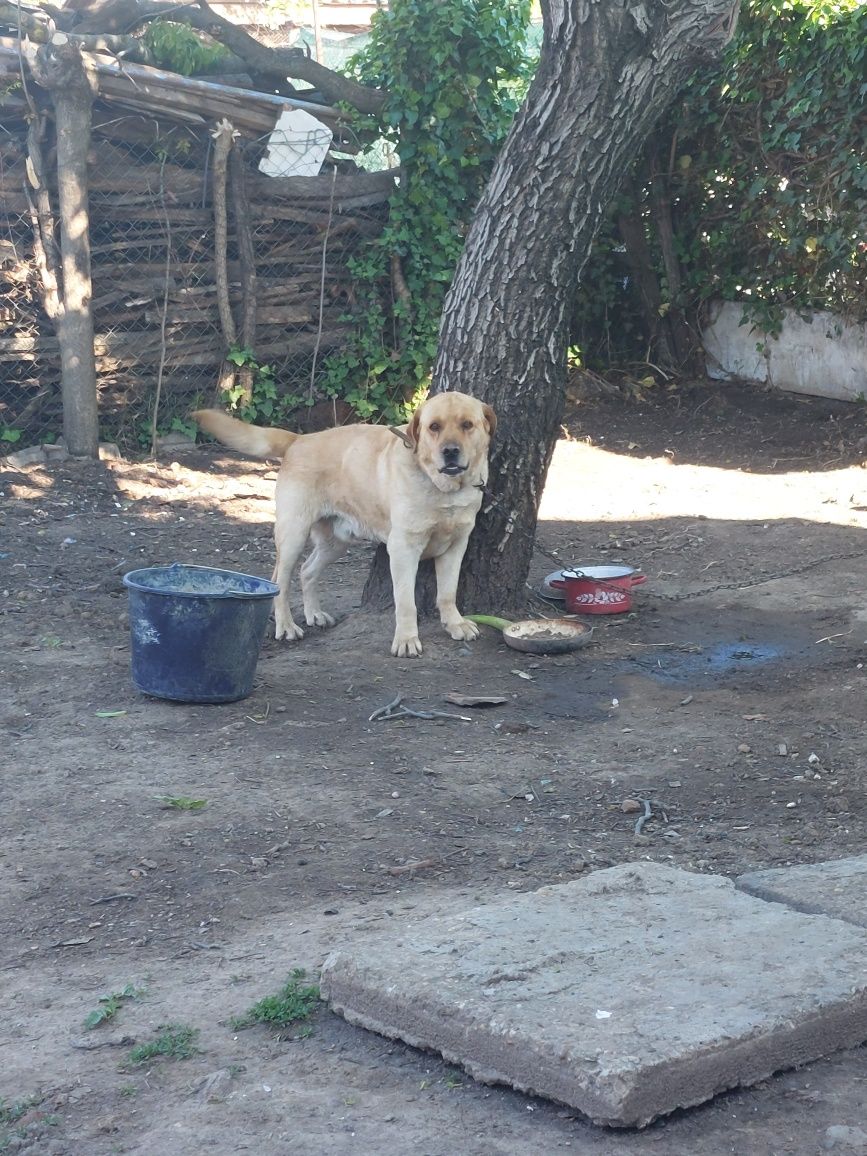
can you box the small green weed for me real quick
[0,1097,37,1127]
[222,347,303,426]
[155,795,208,811]
[137,415,200,449]
[0,1095,52,1150]
[128,1024,200,1065]
[83,984,144,1030]
[231,969,320,1034]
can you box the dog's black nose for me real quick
[442,444,461,461]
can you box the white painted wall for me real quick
[702,300,867,402]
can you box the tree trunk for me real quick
[364,0,738,613]
[31,35,100,457]
[616,174,679,369]
[645,135,704,373]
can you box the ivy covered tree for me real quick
[365,0,741,612]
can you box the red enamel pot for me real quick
[549,565,646,615]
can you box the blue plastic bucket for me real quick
[123,563,279,703]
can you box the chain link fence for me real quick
[0,49,391,456]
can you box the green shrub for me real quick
[576,0,866,368]
[143,22,229,76]
[320,0,533,422]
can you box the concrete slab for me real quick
[737,855,867,927]
[320,863,867,1128]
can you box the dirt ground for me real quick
[3,379,867,1156]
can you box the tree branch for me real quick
[0,1,154,59]
[65,0,387,113]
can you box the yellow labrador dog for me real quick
[193,392,495,657]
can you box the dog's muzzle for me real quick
[439,445,466,476]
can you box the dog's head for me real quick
[401,392,496,493]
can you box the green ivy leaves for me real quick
[319,0,532,422]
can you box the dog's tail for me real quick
[192,409,297,459]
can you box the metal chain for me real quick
[484,487,867,605]
[647,547,867,603]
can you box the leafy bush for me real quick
[143,22,229,76]
[680,0,865,324]
[575,0,866,369]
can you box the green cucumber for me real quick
[464,614,514,632]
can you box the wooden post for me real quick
[311,0,324,64]
[31,35,99,457]
[230,146,257,404]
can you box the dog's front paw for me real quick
[275,618,304,641]
[391,633,423,658]
[445,617,480,642]
[305,610,335,628]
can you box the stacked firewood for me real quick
[0,35,395,443]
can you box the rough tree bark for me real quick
[0,1,157,61]
[365,0,739,614]
[30,34,100,457]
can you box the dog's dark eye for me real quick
[461,420,474,430]
[429,422,441,433]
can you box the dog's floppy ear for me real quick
[389,406,421,450]
[482,404,497,440]
[403,407,422,450]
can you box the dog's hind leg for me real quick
[300,520,347,628]
[271,517,312,641]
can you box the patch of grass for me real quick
[0,1095,52,1151]
[0,1096,43,1132]
[231,969,321,1034]
[128,1024,200,1065]
[84,983,144,1030]
[155,795,208,811]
